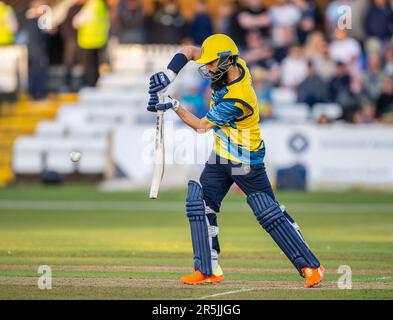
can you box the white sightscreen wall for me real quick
[112,123,393,190]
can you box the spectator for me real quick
[364,53,384,102]
[297,61,330,107]
[365,36,383,57]
[26,0,52,100]
[227,0,271,49]
[376,75,393,119]
[384,44,393,76]
[270,0,302,62]
[361,101,377,123]
[352,101,377,123]
[304,31,325,58]
[325,0,352,38]
[73,0,109,87]
[59,0,84,91]
[352,109,366,123]
[147,0,189,44]
[251,66,273,120]
[330,61,364,121]
[330,61,351,101]
[329,29,362,66]
[190,0,212,45]
[113,0,146,44]
[0,0,18,45]
[305,31,335,80]
[242,30,280,84]
[201,80,212,113]
[181,83,206,118]
[347,0,368,42]
[280,45,308,88]
[293,0,320,45]
[215,1,234,34]
[365,0,393,43]
[317,114,332,124]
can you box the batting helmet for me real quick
[196,34,239,83]
[195,34,239,65]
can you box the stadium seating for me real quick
[109,44,179,74]
[271,87,297,106]
[78,87,147,105]
[10,44,157,182]
[36,120,113,138]
[0,93,77,185]
[311,103,343,121]
[36,120,67,137]
[97,73,149,89]
[13,136,108,175]
[6,44,343,185]
[271,103,310,123]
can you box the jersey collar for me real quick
[226,63,245,86]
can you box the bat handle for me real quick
[156,92,165,116]
[158,92,165,104]
[157,93,164,116]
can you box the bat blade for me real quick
[149,110,165,199]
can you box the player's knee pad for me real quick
[247,192,320,272]
[186,180,212,276]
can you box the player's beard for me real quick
[210,71,229,91]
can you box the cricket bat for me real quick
[149,94,165,199]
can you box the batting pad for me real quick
[247,192,320,272]
[186,180,212,276]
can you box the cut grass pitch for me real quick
[0,184,392,299]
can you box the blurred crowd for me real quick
[0,0,393,124]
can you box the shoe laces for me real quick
[303,268,313,278]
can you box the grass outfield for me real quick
[0,184,392,300]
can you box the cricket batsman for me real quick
[147,34,324,287]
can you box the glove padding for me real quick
[156,95,180,112]
[148,70,175,94]
[147,92,158,112]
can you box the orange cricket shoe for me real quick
[301,266,325,288]
[180,267,224,285]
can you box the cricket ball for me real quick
[70,151,82,162]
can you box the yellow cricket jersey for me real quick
[205,58,265,165]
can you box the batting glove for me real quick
[147,92,158,112]
[148,70,176,94]
[156,95,180,112]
